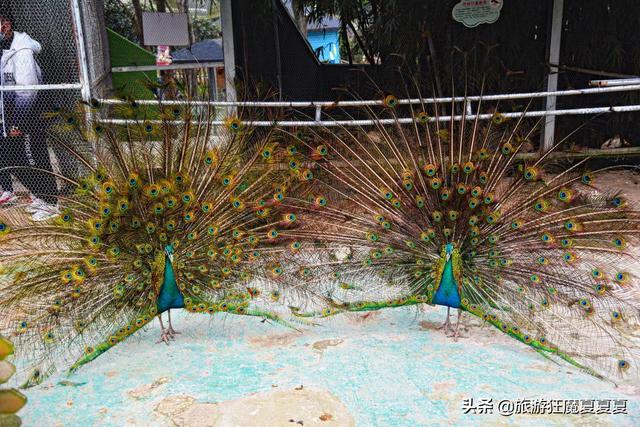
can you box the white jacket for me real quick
[1,31,43,137]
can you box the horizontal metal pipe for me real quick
[590,78,640,87]
[97,84,640,108]
[0,83,83,92]
[99,104,640,127]
[111,62,223,72]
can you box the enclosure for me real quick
[1,1,640,426]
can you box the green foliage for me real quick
[105,1,221,44]
[193,16,221,41]
[105,0,138,43]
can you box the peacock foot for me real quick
[446,328,465,341]
[156,330,172,345]
[437,319,453,334]
[167,327,181,339]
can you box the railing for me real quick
[94,82,640,157]
[97,83,640,127]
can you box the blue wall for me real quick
[307,29,340,64]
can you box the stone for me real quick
[155,388,355,427]
[128,377,170,400]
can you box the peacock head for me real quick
[165,244,174,262]
[444,243,455,261]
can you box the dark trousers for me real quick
[0,129,58,205]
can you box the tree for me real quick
[105,0,221,46]
[131,0,144,43]
[291,0,308,35]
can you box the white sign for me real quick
[452,0,503,28]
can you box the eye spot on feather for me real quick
[430,178,442,190]
[225,117,241,131]
[540,232,554,244]
[614,272,629,284]
[416,111,429,123]
[581,173,594,185]
[534,199,550,213]
[612,236,626,249]
[523,166,538,181]
[423,164,437,177]
[611,196,626,208]
[383,94,398,108]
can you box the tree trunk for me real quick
[155,0,166,13]
[131,0,144,44]
[179,0,197,97]
[341,20,353,65]
[347,21,376,65]
[180,0,196,44]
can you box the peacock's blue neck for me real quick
[432,245,462,308]
[157,245,185,313]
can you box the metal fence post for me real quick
[71,0,92,102]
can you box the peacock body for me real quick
[0,99,300,385]
[276,93,640,381]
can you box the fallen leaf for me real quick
[319,413,333,421]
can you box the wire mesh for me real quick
[0,0,96,222]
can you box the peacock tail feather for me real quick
[273,88,640,381]
[0,98,305,384]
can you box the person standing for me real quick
[0,14,58,221]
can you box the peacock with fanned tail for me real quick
[0,98,302,386]
[276,91,640,381]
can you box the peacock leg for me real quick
[156,314,171,345]
[166,309,181,338]
[448,309,464,341]
[437,307,453,333]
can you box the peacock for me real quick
[0,97,303,386]
[274,88,640,381]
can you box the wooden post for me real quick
[541,0,564,152]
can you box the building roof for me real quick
[172,38,224,63]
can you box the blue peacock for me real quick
[0,99,301,386]
[276,92,640,381]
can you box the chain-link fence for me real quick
[0,0,106,221]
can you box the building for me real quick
[173,38,225,99]
[306,17,340,64]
